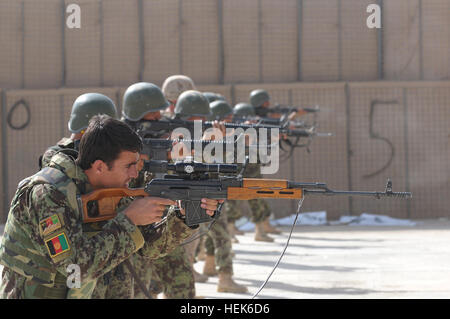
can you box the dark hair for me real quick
[76,115,142,170]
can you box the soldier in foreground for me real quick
[0,114,220,298]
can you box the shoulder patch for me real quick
[45,232,71,258]
[39,214,63,236]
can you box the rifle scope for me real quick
[143,160,239,174]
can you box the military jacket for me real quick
[0,151,195,299]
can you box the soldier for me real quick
[207,99,243,242]
[173,91,248,294]
[246,89,281,242]
[203,92,226,104]
[208,99,233,122]
[233,102,256,120]
[160,76,214,287]
[236,98,282,242]
[250,89,270,116]
[121,82,205,299]
[0,114,220,298]
[250,88,297,121]
[161,75,196,116]
[38,93,146,299]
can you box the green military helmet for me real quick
[162,75,196,102]
[68,93,117,133]
[233,102,256,117]
[209,100,233,120]
[122,82,169,121]
[249,89,270,107]
[174,90,211,118]
[203,92,226,103]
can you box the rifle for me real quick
[232,115,307,129]
[126,117,321,140]
[141,137,274,161]
[254,105,320,118]
[79,160,411,226]
[126,117,331,161]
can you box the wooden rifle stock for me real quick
[80,188,148,223]
[79,178,303,223]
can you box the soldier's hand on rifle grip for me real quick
[176,198,225,216]
[124,197,176,226]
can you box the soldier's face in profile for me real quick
[99,151,140,188]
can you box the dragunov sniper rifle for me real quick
[80,160,412,225]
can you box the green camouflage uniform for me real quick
[123,117,197,299]
[39,137,78,170]
[203,210,233,274]
[223,163,271,224]
[0,151,195,299]
[129,166,195,299]
[243,163,272,223]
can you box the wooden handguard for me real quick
[227,178,303,200]
[80,188,148,223]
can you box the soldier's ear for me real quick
[91,159,108,174]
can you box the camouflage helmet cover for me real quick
[68,93,117,133]
[162,75,196,102]
[249,89,270,107]
[174,90,211,117]
[122,82,169,121]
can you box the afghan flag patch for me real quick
[39,214,62,236]
[45,233,70,258]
